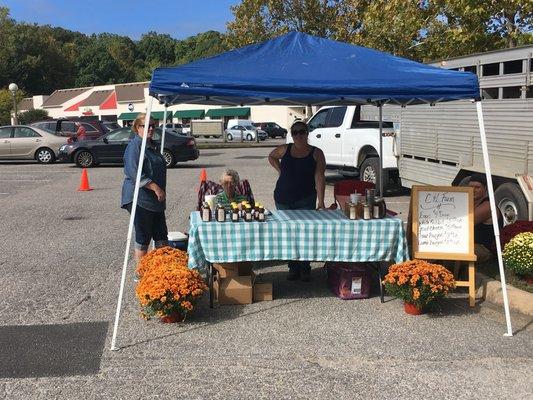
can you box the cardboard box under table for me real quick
[213,275,253,305]
[213,262,253,278]
[213,269,273,305]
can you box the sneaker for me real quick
[287,269,300,281]
[300,269,312,282]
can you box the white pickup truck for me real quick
[304,105,399,188]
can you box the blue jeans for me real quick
[275,194,317,273]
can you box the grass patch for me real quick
[477,259,533,293]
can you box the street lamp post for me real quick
[8,83,18,125]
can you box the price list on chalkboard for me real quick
[417,191,469,254]
[411,186,474,260]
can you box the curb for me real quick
[476,272,533,316]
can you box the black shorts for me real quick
[125,203,168,251]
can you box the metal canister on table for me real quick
[365,188,376,209]
[373,197,387,219]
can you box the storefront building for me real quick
[18,81,307,130]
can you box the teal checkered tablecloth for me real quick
[187,209,408,270]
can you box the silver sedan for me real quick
[0,125,70,163]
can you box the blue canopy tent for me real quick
[111,32,512,350]
[149,31,479,106]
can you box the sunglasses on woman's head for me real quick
[292,129,308,136]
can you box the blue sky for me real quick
[1,0,241,39]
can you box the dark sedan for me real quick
[58,127,199,168]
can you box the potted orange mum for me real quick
[383,259,455,315]
[135,247,207,323]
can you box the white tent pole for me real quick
[378,104,384,197]
[161,104,168,156]
[476,101,513,337]
[110,97,155,351]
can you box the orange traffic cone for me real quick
[78,168,93,191]
[200,168,207,182]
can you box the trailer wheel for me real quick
[494,183,528,225]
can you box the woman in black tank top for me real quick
[268,121,326,281]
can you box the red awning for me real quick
[100,91,117,110]
[64,99,85,112]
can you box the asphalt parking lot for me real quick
[0,147,531,399]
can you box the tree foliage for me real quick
[0,88,24,126]
[0,7,227,96]
[226,0,533,61]
[17,108,49,125]
[1,2,530,98]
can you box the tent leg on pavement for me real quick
[476,101,513,336]
[110,97,154,351]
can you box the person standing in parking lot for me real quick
[121,113,168,262]
[75,122,86,141]
[268,120,326,281]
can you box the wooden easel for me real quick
[410,186,477,307]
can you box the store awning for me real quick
[151,111,173,120]
[117,112,139,120]
[206,107,250,118]
[174,109,205,119]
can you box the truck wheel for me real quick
[360,157,381,186]
[494,183,528,225]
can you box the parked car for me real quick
[0,125,69,163]
[225,124,268,141]
[254,122,287,138]
[58,127,199,168]
[160,123,185,134]
[102,121,121,132]
[32,118,115,141]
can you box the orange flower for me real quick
[135,247,207,316]
[383,259,455,306]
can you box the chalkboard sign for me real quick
[411,186,476,261]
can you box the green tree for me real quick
[175,31,228,64]
[12,23,76,94]
[0,88,23,126]
[75,35,126,87]
[226,0,533,61]
[226,0,341,48]
[343,0,433,59]
[17,108,49,124]
[137,32,177,66]
[0,8,18,92]
[424,0,533,60]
